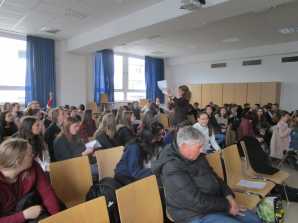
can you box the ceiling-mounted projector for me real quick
[180,0,206,10]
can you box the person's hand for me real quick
[23,205,42,220]
[226,196,240,216]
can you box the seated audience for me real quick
[44,108,65,162]
[132,101,141,120]
[115,122,164,185]
[94,113,119,149]
[115,110,135,146]
[11,103,23,128]
[53,116,93,161]
[152,126,262,223]
[78,109,97,143]
[16,116,50,172]
[290,114,298,150]
[0,111,18,139]
[0,138,61,223]
[270,111,291,159]
[3,102,11,112]
[193,112,221,153]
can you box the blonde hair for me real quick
[0,138,30,169]
[95,113,116,138]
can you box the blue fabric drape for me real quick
[145,56,165,103]
[94,49,114,104]
[25,36,56,107]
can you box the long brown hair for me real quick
[95,113,116,139]
[179,85,191,101]
[59,116,81,143]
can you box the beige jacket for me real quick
[270,121,291,159]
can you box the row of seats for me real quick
[49,146,124,208]
[46,143,289,222]
[41,175,163,223]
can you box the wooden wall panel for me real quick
[211,84,223,106]
[189,84,202,105]
[260,82,281,105]
[222,83,235,104]
[247,83,262,105]
[202,84,213,107]
[234,83,247,106]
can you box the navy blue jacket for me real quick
[115,143,152,180]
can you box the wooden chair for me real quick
[49,156,93,208]
[222,145,275,198]
[116,175,163,223]
[239,141,289,184]
[40,197,110,223]
[95,146,124,179]
[206,151,261,209]
[159,113,170,129]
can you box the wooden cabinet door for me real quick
[234,83,247,106]
[189,84,202,105]
[211,84,223,106]
[202,84,213,107]
[247,83,262,105]
[223,83,235,104]
[260,82,281,105]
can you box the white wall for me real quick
[165,42,298,111]
[55,40,92,106]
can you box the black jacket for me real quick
[44,123,61,162]
[152,142,232,223]
[95,132,118,149]
[115,126,134,146]
[53,135,85,161]
[172,97,192,126]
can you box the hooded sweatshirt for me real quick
[152,142,233,223]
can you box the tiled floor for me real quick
[282,167,298,223]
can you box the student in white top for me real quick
[193,112,221,153]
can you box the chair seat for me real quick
[65,199,84,208]
[230,179,275,198]
[254,170,289,185]
[234,192,260,209]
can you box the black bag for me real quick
[86,177,122,223]
[272,184,298,202]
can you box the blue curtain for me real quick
[145,56,165,103]
[94,49,114,104]
[25,36,56,107]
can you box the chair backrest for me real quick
[40,197,110,223]
[49,156,93,208]
[206,151,224,180]
[159,113,170,129]
[222,144,243,185]
[239,141,257,175]
[95,146,124,179]
[116,175,163,223]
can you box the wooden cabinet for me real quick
[189,84,202,105]
[247,83,262,105]
[260,82,281,105]
[190,82,280,107]
[234,83,247,106]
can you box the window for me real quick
[0,36,26,104]
[114,54,146,101]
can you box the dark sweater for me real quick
[44,123,61,162]
[115,143,152,180]
[172,97,191,126]
[115,126,134,146]
[0,162,60,223]
[53,135,86,161]
[95,132,118,149]
[152,142,233,223]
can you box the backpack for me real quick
[86,177,122,223]
[257,196,285,223]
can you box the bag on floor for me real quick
[272,184,298,202]
[257,196,285,223]
[86,177,122,223]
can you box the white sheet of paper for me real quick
[85,140,102,150]
[237,179,266,189]
[157,80,168,93]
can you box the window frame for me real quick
[114,53,146,102]
[0,33,26,105]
